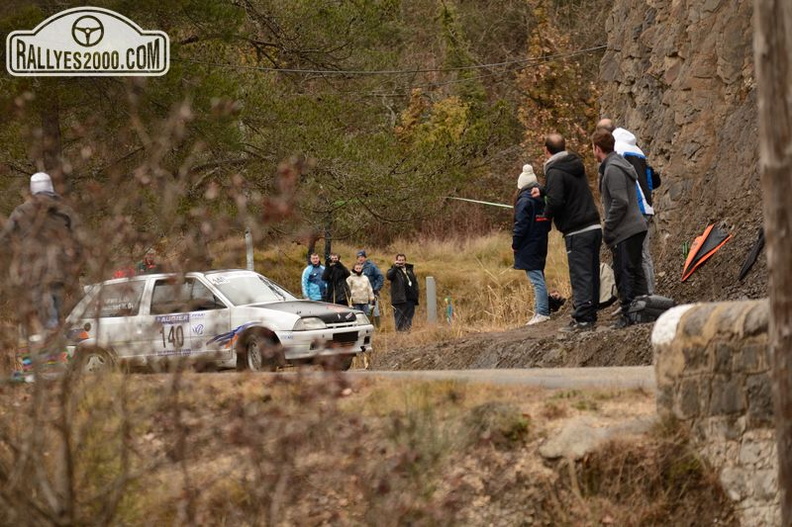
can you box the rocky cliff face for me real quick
[599,0,764,304]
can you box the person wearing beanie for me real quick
[513,163,552,325]
[30,172,55,195]
[0,172,84,333]
[356,249,384,326]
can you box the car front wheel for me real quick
[237,330,282,372]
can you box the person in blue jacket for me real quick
[356,250,384,325]
[301,253,326,301]
[513,164,552,325]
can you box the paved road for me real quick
[342,366,655,390]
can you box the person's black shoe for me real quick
[549,292,566,313]
[610,316,633,330]
[560,320,595,333]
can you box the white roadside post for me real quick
[426,276,437,323]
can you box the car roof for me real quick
[96,269,255,287]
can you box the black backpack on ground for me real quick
[627,295,676,324]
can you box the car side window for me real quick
[190,280,223,310]
[151,278,223,314]
[94,281,146,317]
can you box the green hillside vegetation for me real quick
[0,0,608,263]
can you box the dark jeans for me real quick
[565,228,602,324]
[392,301,416,331]
[611,231,649,317]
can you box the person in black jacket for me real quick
[321,253,351,305]
[386,253,419,331]
[531,133,602,332]
[512,164,552,325]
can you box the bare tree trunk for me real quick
[754,0,792,524]
[38,86,63,184]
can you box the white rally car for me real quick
[66,269,374,372]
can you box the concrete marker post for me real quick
[426,276,437,323]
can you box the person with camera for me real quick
[386,253,419,331]
[321,252,351,305]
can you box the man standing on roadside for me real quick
[301,252,326,301]
[322,253,351,305]
[0,172,84,333]
[597,118,657,294]
[531,133,601,332]
[592,129,649,329]
[386,253,419,331]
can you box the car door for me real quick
[88,280,147,359]
[147,277,228,362]
[185,277,229,358]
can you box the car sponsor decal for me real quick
[156,313,188,353]
[207,322,256,350]
[155,313,189,324]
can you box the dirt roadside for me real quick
[372,305,655,371]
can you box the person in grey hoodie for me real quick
[592,129,648,328]
[598,118,657,294]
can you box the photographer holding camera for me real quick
[321,252,351,305]
[386,253,419,331]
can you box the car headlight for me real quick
[293,317,327,331]
[355,313,370,325]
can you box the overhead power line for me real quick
[172,44,607,77]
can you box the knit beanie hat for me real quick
[517,164,537,189]
[30,172,54,195]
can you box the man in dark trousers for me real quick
[531,133,602,332]
[321,252,351,305]
[0,172,84,334]
[592,129,649,329]
[597,118,658,294]
[386,253,419,331]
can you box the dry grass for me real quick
[0,373,735,526]
[249,230,570,354]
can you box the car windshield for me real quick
[205,271,297,306]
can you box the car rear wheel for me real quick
[237,330,282,372]
[72,348,116,376]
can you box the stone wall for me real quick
[652,300,778,527]
[599,0,766,305]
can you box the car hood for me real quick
[250,301,359,324]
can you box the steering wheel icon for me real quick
[72,15,104,47]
